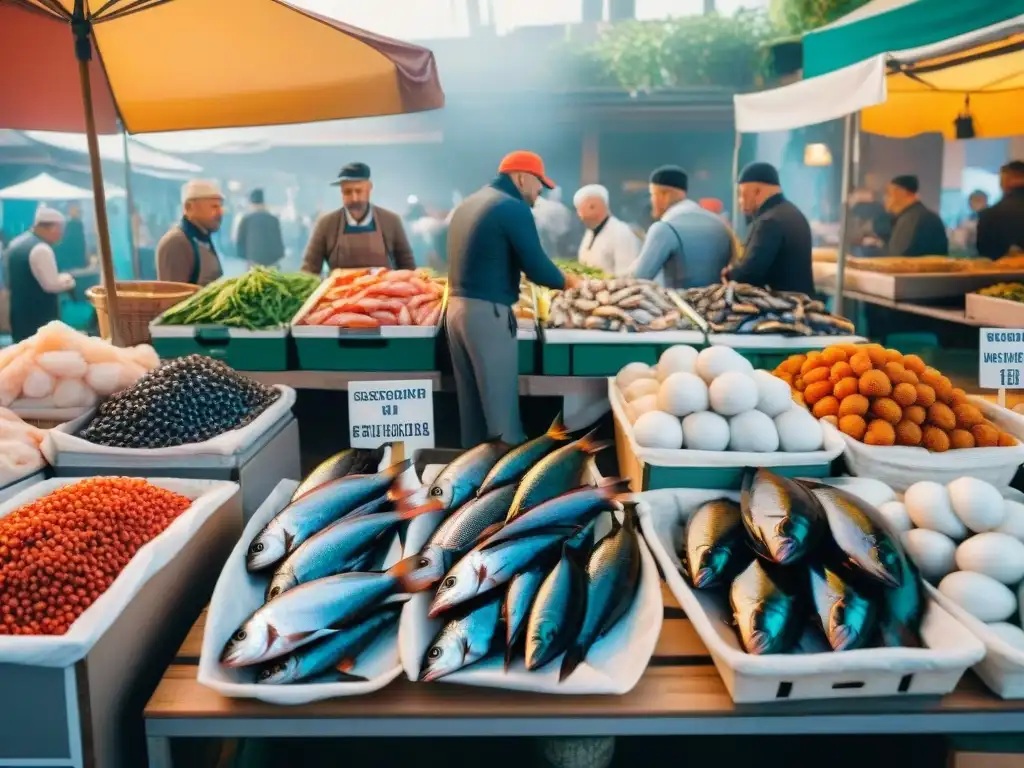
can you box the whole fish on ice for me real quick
[420,595,503,682]
[740,468,824,566]
[477,413,571,496]
[290,448,386,502]
[682,498,752,589]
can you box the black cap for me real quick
[650,165,688,192]
[332,162,371,185]
[249,188,264,204]
[890,174,919,194]
[1001,160,1024,175]
[738,162,780,186]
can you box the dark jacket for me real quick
[887,201,949,257]
[55,218,87,271]
[5,232,59,343]
[977,189,1024,260]
[301,205,414,273]
[447,175,566,307]
[236,207,285,266]
[729,194,814,295]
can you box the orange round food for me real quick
[839,414,867,440]
[922,426,951,453]
[821,346,847,366]
[792,391,806,407]
[800,352,825,375]
[859,370,892,398]
[830,361,855,383]
[885,348,904,363]
[903,405,926,425]
[870,397,902,424]
[971,423,1000,447]
[775,371,794,385]
[803,367,830,386]
[793,376,805,391]
[822,415,839,428]
[921,366,943,386]
[804,380,835,406]
[902,354,926,375]
[927,402,957,431]
[812,396,840,419]
[896,420,923,447]
[949,387,970,407]
[999,432,1019,447]
[839,393,870,418]
[949,429,975,449]
[899,368,920,385]
[953,404,984,430]
[839,344,861,359]
[933,375,954,404]
[883,361,906,384]
[833,376,859,401]
[779,355,804,375]
[849,352,873,376]
[864,419,896,446]
[864,345,889,367]
[914,383,936,407]
[892,382,917,408]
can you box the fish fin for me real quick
[282,529,295,554]
[384,458,413,478]
[475,522,505,543]
[396,495,445,520]
[284,630,318,644]
[547,411,570,441]
[388,557,437,593]
[334,671,369,682]
[559,645,585,682]
[577,426,613,455]
[336,657,356,673]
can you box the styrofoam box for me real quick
[637,485,986,704]
[0,467,45,504]
[708,334,867,349]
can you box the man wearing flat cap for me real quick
[572,184,641,275]
[725,162,813,295]
[4,206,74,342]
[156,179,225,286]
[301,162,415,274]
[884,174,948,257]
[630,165,734,288]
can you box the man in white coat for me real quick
[572,184,641,275]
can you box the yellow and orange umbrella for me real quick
[0,0,445,342]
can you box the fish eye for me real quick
[430,487,443,497]
[442,576,457,589]
[234,630,247,641]
[268,587,281,598]
[252,542,264,553]
[257,668,274,680]
[418,557,431,568]
[427,646,443,659]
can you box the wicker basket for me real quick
[86,281,198,346]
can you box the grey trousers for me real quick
[446,296,525,448]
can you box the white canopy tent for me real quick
[0,172,125,201]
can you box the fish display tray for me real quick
[637,486,986,704]
[0,466,45,504]
[541,327,707,376]
[610,380,843,491]
[815,263,1024,300]
[0,478,241,768]
[149,317,289,371]
[824,396,1024,492]
[965,293,1024,328]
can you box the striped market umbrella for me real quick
[0,0,445,343]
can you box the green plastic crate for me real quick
[293,334,437,372]
[518,337,537,375]
[149,323,289,371]
[540,329,706,376]
[638,461,833,490]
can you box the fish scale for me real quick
[682,498,752,589]
[808,562,876,651]
[741,468,825,565]
[427,438,512,513]
[730,558,804,655]
[478,413,570,496]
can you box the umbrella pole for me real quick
[120,124,140,279]
[731,131,741,232]
[833,112,859,321]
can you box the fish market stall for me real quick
[42,356,301,521]
[966,284,1024,328]
[0,408,48,502]
[514,280,540,374]
[0,476,242,768]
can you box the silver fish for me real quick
[682,498,752,589]
[479,413,570,495]
[291,448,386,502]
[425,438,511,514]
[808,561,876,651]
[730,558,803,655]
[741,468,825,565]
[420,596,502,682]
[504,567,549,668]
[487,480,629,548]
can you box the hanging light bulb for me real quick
[955,95,976,139]
[804,143,833,167]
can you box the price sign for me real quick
[348,379,435,452]
[978,328,1024,392]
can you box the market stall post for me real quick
[832,112,861,320]
[120,123,140,280]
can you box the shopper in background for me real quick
[532,185,574,259]
[4,207,74,342]
[235,189,285,268]
[883,174,949,257]
[572,183,641,275]
[977,161,1024,260]
[156,180,225,286]
[630,165,734,288]
[55,202,87,271]
[724,162,814,295]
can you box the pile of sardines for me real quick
[681,468,924,654]
[407,415,642,682]
[680,282,855,336]
[546,277,694,332]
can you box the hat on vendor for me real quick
[650,165,689,192]
[891,174,920,194]
[33,206,66,226]
[498,150,555,189]
[181,179,224,204]
[738,162,780,186]
[332,162,371,185]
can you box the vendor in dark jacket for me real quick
[977,160,1024,260]
[884,175,948,257]
[446,151,578,448]
[723,162,814,296]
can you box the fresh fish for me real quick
[584,316,610,330]
[246,459,412,572]
[423,438,512,514]
[221,562,415,667]
[595,290,612,304]
[477,414,569,497]
[876,542,925,648]
[574,298,600,312]
[291,448,386,502]
[489,480,629,546]
[294,669,368,684]
[740,468,825,566]
[791,622,832,654]
[560,511,641,681]
[255,606,401,684]
[803,483,903,588]
[609,285,644,303]
[618,294,644,309]
[730,558,804,655]
[808,561,876,651]
[593,305,630,321]
[630,309,654,326]
[429,530,570,617]
[420,595,502,681]
[731,302,760,315]
[504,567,549,668]
[682,498,752,589]
[505,428,612,521]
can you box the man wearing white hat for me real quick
[3,207,74,342]
[573,184,641,275]
[156,179,225,286]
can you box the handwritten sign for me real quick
[979,328,1024,389]
[348,380,435,452]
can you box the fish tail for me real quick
[577,426,613,455]
[599,476,634,500]
[547,411,570,441]
[387,557,438,593]
[383,458,413,478]
[559,644,585,682]
[395,494,444,521]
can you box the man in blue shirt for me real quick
[446,151,578,447]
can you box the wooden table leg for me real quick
[147,736,173,768]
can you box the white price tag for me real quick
[979,328,1024,389]
[348,379,435,452]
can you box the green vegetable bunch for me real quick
[553,259,610,279]
[160,267,320,330]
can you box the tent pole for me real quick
[731,131,742,232]
[120,124,140,280]
[833,112,857,321]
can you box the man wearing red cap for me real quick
[446,151,578,447]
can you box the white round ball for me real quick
[774,406,824,452]
[616,362,654,391]
[955,533,1024,585]
[751,369,794,417]
[708,371,759,417]
[986,622,1024,651]
[948,476,1006,533]
[681,411,730,452]
[657,345,699,381]
[877,501,913,534]
[996,500,1024,542]
[939,571,1017,622]
[633,410,684,450]
[624,377,660,403]
[695,346,753,384]
[901,528,956,584]
[905,481,967,540]
[629,395,659,424]
[656,372,709,418]
[728,410,779,453]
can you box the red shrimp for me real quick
[422,304,442,326]
[407,293,434,311]
[324,313,380,328]
[365,281,419,298]
[383,269,415,281]
[397,305,412,326]
[370,311,399,326]
[304,306,335,325]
